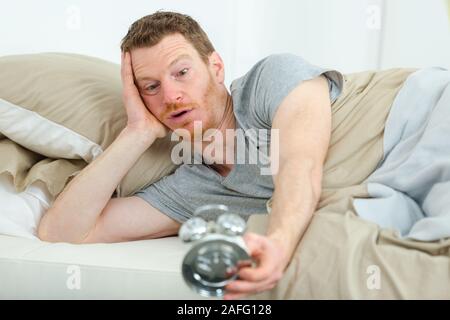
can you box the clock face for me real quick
[193,246,238,283]
[182,239,251,297]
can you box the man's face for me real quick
[130,33,226,137]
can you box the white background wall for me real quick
[1,0,449,86]
[381,0,450,69]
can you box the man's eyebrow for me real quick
[136,54,192,83]
[168,54,192,68]
[136,76,154,83]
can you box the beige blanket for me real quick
[247,68,450,299]
[0,138,85,196]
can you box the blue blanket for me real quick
[354,67,450,241]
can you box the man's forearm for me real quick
[267,159,322,265]
[38,128,157,243]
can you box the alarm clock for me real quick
[179,204,253,297]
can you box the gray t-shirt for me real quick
[134,54,344,223]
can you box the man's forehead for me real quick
[133,51,194,82]
[168,53,193,68]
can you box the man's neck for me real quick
[202,93,236,177]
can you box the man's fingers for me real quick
[237,259,253,268]
[243,232,265,256]
[239,262,281,283]
[225,279,270,294]
[121,52,131,83]
[121,52,136,89]
[224,280,277,300]
[121,52,142,106]
[239,234,277,282]
[239,248,284,282]
[222,234,285,300]
[223,293,247,300]
[120,51,127,81]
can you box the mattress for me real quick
[0,234,208,299]
[0,172,199,299]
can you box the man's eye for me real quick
[146,84,159,92]
[178,68,189,77]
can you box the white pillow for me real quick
[0,173,54,240]
[0,98,103,163]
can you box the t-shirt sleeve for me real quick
[235,53,344,128]
[133,166,196,223]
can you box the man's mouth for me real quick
[169,108,193,119]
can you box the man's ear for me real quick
[208,52,225,85]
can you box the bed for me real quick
[1,53,449,300]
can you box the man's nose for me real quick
[162,81,183,105]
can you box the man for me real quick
[38,11,343,299]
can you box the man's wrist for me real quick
[267,232,294,270]
[120,126,157,148]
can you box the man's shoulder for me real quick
[252,53,306,70]
[231,53,307,90]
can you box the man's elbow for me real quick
[37,210,86,244]
[37,211,63,243]
[37,220,58,243]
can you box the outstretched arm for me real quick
[224,75,331,299]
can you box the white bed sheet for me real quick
[0,173,54,240]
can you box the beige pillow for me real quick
[0,53,178,197]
